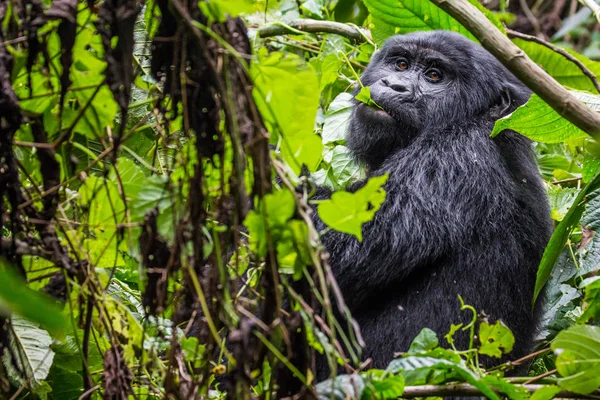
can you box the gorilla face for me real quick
[347,31,531,169]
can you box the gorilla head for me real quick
[348,31,532,169]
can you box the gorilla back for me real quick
[314,31,552,376]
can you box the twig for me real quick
[579,0,600,22]
[507,29,600,93]
[0,238,52,259]
[429,0,600,139]
[525,368,557,384]
[257,19,371,43]
[518,0,542,37]
[551,176,582,185]
[401,383,600,398]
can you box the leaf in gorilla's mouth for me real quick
[355,86,385,111]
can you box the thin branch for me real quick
[429,0,600,139]
[401,383,600,398]
[507,29,600,93]
[579,0,600,22]
[0,238,52,259]
[257,19,371,43]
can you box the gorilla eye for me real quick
[396,58,409,71]
[425,69,442,82]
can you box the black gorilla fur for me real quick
[313,31,553,376]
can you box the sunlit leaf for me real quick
[478,321,515,358]
[0,260,66,336]
[552,325,600,394]
[492,94,589,143]
[363,0,504,44]
[252,49,322,172]
[318,174,389,241]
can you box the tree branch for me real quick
[507,28,600,93]
[429,0,600,139]
[257,19,370,43]
[402,383,599,398]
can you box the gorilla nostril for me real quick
[390,84,408,93]
[381,78,390,86]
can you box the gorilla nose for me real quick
[381,78,409,93]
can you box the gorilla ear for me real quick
[490,88,515,119]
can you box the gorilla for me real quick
[312,31,553,376]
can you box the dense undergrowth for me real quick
[1,0,600,399]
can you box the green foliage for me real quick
[492,94,589,143]
[534,176,600,304]
[252,48,323,173]
[552,325,600,394]
[478,321,515,358]
[363,0,504,44]
[514,39,600,93]
[318,174,388,241]
[0,260,67,336]
[2,0,600,398]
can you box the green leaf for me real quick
[355,86,382,109]
[311,52,342,91]
[252,49,322,172]
[0,261,67,336]
[530,385,562,400]
[318,174,389,241]
[580,279,600,323]
[483,375,529,400]
[2,315,55,393]
[552,325,600,394]
[326,145,364,189]
[322,92,354,144]
[547,185,579,222]
[478,321,515,358]
[199,0,255,21]
[363,370,405,399]
[407,328,439,354]
[363,0,504,44]
[491,95,589,143]
[514,39,600,93]
[386,356,500,400]
[244,189,296,258]
[534,173,600,304]
[316,374,366,400]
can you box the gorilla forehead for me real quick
[382,31,497,71]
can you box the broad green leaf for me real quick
[547,185,579,222]
[407,328,439,354]
[310,52,343,91]
[316,374,366,400]
[478,321,515,358]
[534,173,600,304]
[552,325,600,394]
[492,95,589,143]
[386,356,499,400]
[2,315,55,393]
[355,86,382,109]
[252,49,322,172]
[322,92,354,144]
[326,145,363,189]
[199,0,255,21]
[483,375,529,400]
[244,189,296,258]
[363,0,504,44]
[514,39,600,93]
[362,370,405,399]
[580,279,600,323]
[318,174,389,241]
[0,261,66,336]
[530,385,562,400]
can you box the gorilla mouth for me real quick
[359,102,394,120]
